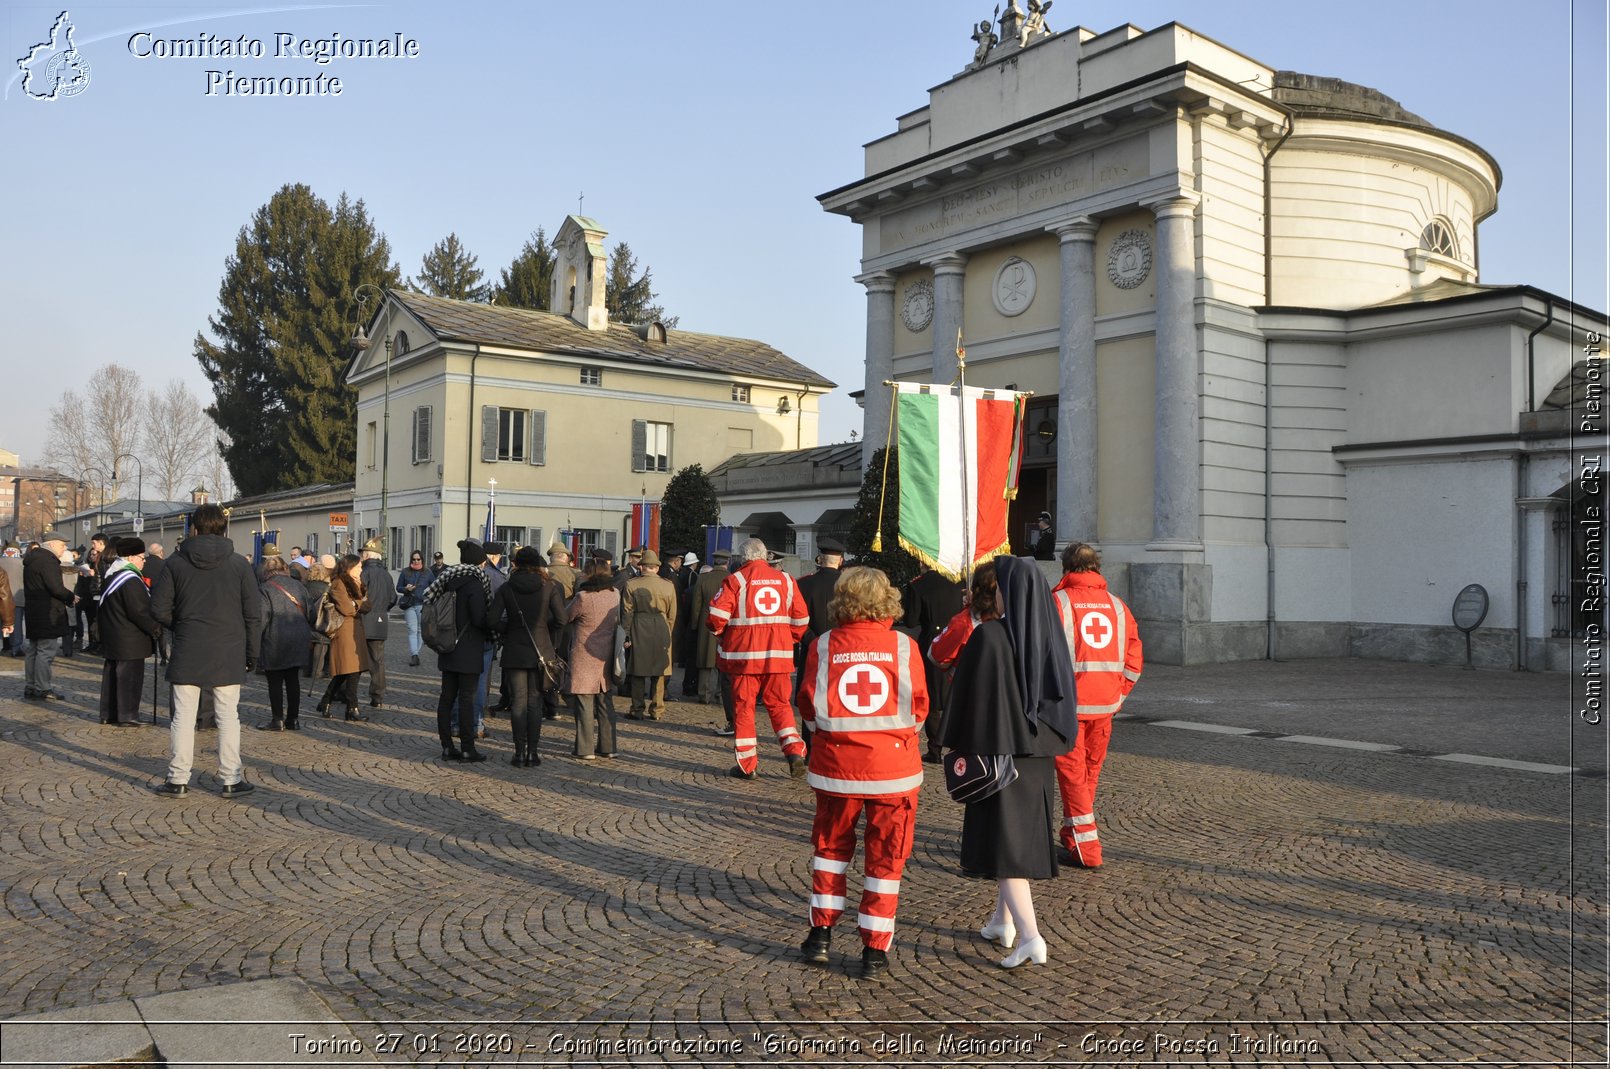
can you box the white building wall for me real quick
[1269,120,1492,309]
[1267,339,1348,546]
[1347,457,1516,628]
[1201,307,1269,547]
[1348,325,1521,442]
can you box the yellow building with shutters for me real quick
[344,215,834,567]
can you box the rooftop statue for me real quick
[1019,0,1052,47]
[969,9,999,69]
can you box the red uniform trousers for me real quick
[809,792,917,951]
[1055,714,1113,866]
[729,672,806,774]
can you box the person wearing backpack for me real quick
[489,546,566,767]
[420,540,494,762]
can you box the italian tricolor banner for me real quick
[895,383,1026,579]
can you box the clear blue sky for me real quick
[3,0,1605,471]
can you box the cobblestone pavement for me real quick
[0,642,1604,1066]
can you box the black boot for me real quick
[510,749,525,767]
[345,707,369,722]
[859,947,888,981]
[461,747,487,763]
[442,744,463,761]
[258,718,285,731]
[801,926,831,965]
[316,697,331,717]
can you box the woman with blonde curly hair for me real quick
[794,566,929,981]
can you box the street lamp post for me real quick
[348,284,391,562]
[78,467,111,534]
[112,453,143,536]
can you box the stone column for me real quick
[925,252,969,382]
[1048,217,1099,547]
[858,271,897,468]
[1144,193,1201,549]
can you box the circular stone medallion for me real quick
[901,279,935,333]
[1107,230,1152,290]
[992,257,1036,317]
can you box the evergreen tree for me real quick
[415,232,488,301]
[195,184,400,496]
[494,228,555,310]
[846,447,919,587]
[605,241,678,327]
[658,464,720,557]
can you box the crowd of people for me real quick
[5,510,1145,980]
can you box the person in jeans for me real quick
[396,550,430,666]
[22,530,75,701]
[150,504,262,798]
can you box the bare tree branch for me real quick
[142,380,214,499]
[46,364,143,501]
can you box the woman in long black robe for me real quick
[942,555,1078,968]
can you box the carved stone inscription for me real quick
[879,137,1148,252]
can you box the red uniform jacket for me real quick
[797,619,929,798]
[927,608,978,670]
[707,559,808,675]
[1051,571,1142,717]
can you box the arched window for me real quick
[1420,218,1458,258]
[393,331,410,355]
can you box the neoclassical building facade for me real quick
[820,15,1605,667]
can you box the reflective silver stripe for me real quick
[1054,590,1079,666]
[777,727,802,742]
[707,605,732,621]
[812,632,832,725]
[1075,660,1126,672]
[1073,830,1099,843]
[894,631,914,724]
[1062,816,1077,827]
[863,876,901,895]
[812,856,849,874]
[1069,813,1095,825]
[811,713,916,733]
[807,770,924,794]
[857,913,896,933]
[734,737,757,747]
[736,615,796,626]
[812,894,846,910]
[1078,700,1123,715]
[718,648,796,661]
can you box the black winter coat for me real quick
[435,570,489,675]
[490,571,564,670]
[150,534,262,687]
[22,546,73,638]
[259,575,313,672]
[360,558,396,639]
[97,567,160,661]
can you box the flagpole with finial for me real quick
[953,328,975,585]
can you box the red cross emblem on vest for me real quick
[1080,611,1113,650]
[836,663,889,715]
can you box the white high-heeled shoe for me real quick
[979,916,1017,949]
[1000,935,1046,969]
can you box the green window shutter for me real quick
[530,410,546,466]
[413,406,431,463]
[481,406,498,463]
